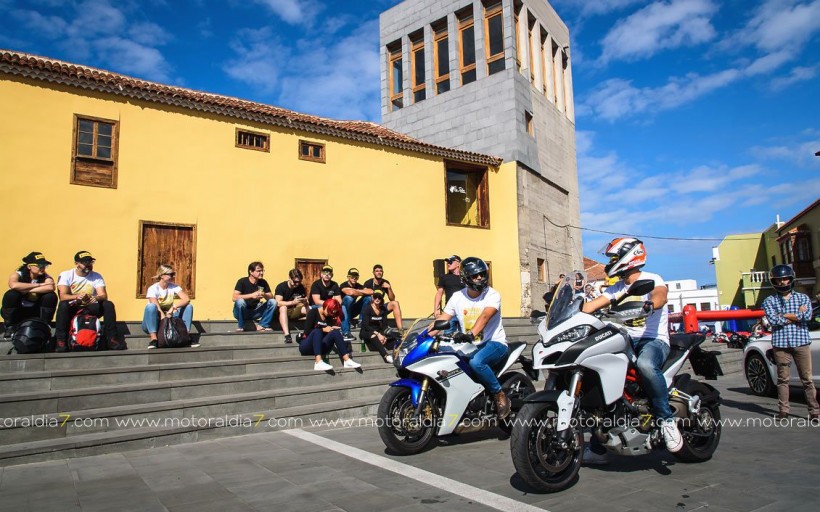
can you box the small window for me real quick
[433,22,450,94]
[71,115,118,188]
[484,2,505,75]
[236,129,269,152]
[445,162,489,228]
[411,36,426,103]
[299,140,325,163]
[458,11,477,85]
[700,303,711,311]
[525,111,533,135]
[389,44,403,111]
[537,258,545,282]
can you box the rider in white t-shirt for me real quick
[582,238,682,456]
[436,257,511,419]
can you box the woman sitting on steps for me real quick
[300,298,361,371]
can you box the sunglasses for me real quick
[28,264,49,269]
[164,272,176,277]
[292,279,301,284]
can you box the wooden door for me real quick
[138,221,197,298]
[295,259,327,304]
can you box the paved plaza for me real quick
[1,374,818,512]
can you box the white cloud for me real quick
[9,0,174,82]
[750,133,820,167]
[728,0,820,53]
[599,0,717,63]
[252,0,323,26]
[770,64,819,89]
[224,19,382,121]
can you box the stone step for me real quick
[0,397,380,467]
[0,375,390,444]
[0,363,399,416]
[0,350,392,392]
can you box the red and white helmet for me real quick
[602,237,646,278]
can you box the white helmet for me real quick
[601,237,646,278]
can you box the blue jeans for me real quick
[299,329,350,361]
[633,337,673,420]
[142,304,194,334]
[465,341,508,394]
[341,295,364,334]
[233,298,277,329]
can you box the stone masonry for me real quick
[380,0,582,314]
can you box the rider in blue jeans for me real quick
[582,237,683,464]
[435,257,511,419]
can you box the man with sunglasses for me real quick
[310,265,342,308]
[54,251,119,352]
[2,252,58,338]
[274,269,308,344]
[435,256,511,419]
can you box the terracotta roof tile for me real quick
[0,49,502,167]
[584,257,608,282]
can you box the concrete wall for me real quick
[714,233,767,308]
[380,0,581,314]
[0,75,522,321]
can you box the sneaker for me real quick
[284,334,293,344]
[314,361,333,371]
[55,340,67,353]
[342,332,356,343]
[343,358,361,369]
[661,418,683,453]
[385,355,394,364]
[147,341,158,350]
[190,341,201,348]
[582,446,609,465]
[2,324,15,339]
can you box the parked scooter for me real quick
[377,318,537,455]
[510,272,723,492]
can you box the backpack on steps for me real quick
[69,312,103,351]
[10,318,52,354]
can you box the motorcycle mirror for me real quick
[627,279,655,297]
[432,319,452,332]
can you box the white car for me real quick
[743,331,820,396]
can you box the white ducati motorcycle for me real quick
[511,273,723,492]
[377,318,537,454]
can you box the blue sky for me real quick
[1,0,818,285]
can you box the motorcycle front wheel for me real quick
[510,402,582,493]
[673,382,722,463]
[377,386,436,455]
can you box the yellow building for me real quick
[713,199,820,308]
[0,50,522,322]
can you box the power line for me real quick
[543,217,767,242]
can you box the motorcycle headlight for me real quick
[395,347,410,366]
[544,325,593,346]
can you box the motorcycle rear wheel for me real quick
[672,382,722,463]
[377,386,436,455]
[510,402,582,493]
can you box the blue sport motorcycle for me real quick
[377,318,537,454]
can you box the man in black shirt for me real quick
[362,264,404,331]
[434,255,462,333]
[274,269,308,343]
[310,265,342,307]
[232,261,276,331]
[340,268,366,343]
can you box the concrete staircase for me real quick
[0,319,744,467]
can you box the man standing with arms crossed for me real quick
[762,264,818,420]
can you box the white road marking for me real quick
[283,428,549,512]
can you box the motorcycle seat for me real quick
[489,341,526,374]
[669,333,705,351]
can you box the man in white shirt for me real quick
[54,251,118,351]
[435,257,511,419]
[582,238,682,459]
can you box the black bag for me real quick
[158,316,190,348]
[11,318,52,354]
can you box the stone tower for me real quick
[380,0,582,313]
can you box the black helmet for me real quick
[769,264,795,294]
[460,257,489,292]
